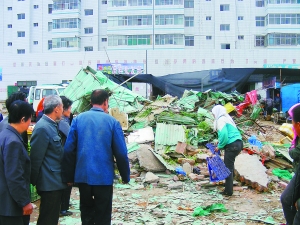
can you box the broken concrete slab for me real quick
[128,126,154,144]
[235,153,269,192]
[109,107,129,130]
[182,162,192,175]
[262,144,275,159]
[175,141,187,154]
[144,172,160,183]
[196,153,210,163]
[137,145,166,172]
[167,181,183,190]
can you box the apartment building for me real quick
[0,0,299,99]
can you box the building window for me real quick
[206,16,212,20]
[34,5,39,9]
[238,16,244,20]
[206,36,212,40]
[102,19,107,23]
[7,42,12,46]
[154,14,182,26]
[33,41,38,45]
[266,33,299,46]
[53,18,81,29]
[184,0,194,8]
[7,24,12,28]
[206,0,211,1]
[255,35,265,46]
[52,37,80,48]
[48,4,53,14]
[112,0,127,6]
[108,35,151,46]
[221,44,230,49]
[110,15,153,26]
[17,13,25,20]
[18,0,25,1]
[102,0,107,4]
[220,4,230,11]
[238,0,243,1]
[220,24,230,31]
[128,0,152,5]
[17,31,25,37]
[102,38,107,42]
[185,36,194,46]
[85,9,93,15]
[48,40,52,50]
[155,0,183,5]
[48,22,53,31]
[256,0,264,7]
[185,17,194,27]
[238,35,244,40]
[84,27,93,34]
[53,0,81,10]
[8,7,12,11]
[84,46,93,51]
[17,49,25,54]
[33,23,38,27]
[268,14,300,25]
[256,16,265,26]
[155,34,184,45]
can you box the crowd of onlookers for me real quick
[0,90,130,225]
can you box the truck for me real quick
[27,84,66,113]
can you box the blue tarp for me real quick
[281,83,300,112]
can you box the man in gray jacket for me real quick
[30,95,67,225]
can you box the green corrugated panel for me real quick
[175,93,199,111]
[155,123,186,146]
[60,66,148,114]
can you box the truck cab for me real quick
[28,85,66,112]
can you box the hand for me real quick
[67,183,73,186]
[214,147,219,152]
[23,203,33,215]
[295,202,298,211]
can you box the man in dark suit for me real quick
[30,95,67,225]
[0,100,34,225]
[0,92,28,149]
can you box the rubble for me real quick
[136,145,166,172]
[235,153,269,192]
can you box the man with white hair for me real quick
[30,95,67,225]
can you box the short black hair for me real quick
[91,89,109,105]
[8,100,34,123]
[292,104,300,123]
[60,96,73,111]
[5,92,26,109]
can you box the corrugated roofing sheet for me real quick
[61,66,147,114]
[155,123,186,146]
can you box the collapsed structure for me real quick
[61,66,294,193]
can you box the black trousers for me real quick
[280,175,300,225]
[78,183,113,225]
[37,190,63,225]
[61,186,72,211]
[224,140,243,195]
[0,215,29,225]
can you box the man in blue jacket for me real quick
[30,95,67,225]
[62,89,130,225]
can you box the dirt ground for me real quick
[29,179,286,225]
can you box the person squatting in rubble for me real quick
[211,105,243,196]
[280,103,300,225]
[62,89,130,225]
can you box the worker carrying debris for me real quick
[211,105,243,197]
[281,103,300,225]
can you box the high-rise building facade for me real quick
[1,0,299,53]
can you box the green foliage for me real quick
[137,107,152,118]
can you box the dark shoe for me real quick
[219,191,232,196]
[60,210,73,217]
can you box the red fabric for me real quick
[36,98,45,117]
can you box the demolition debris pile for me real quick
[61,66,294,193]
